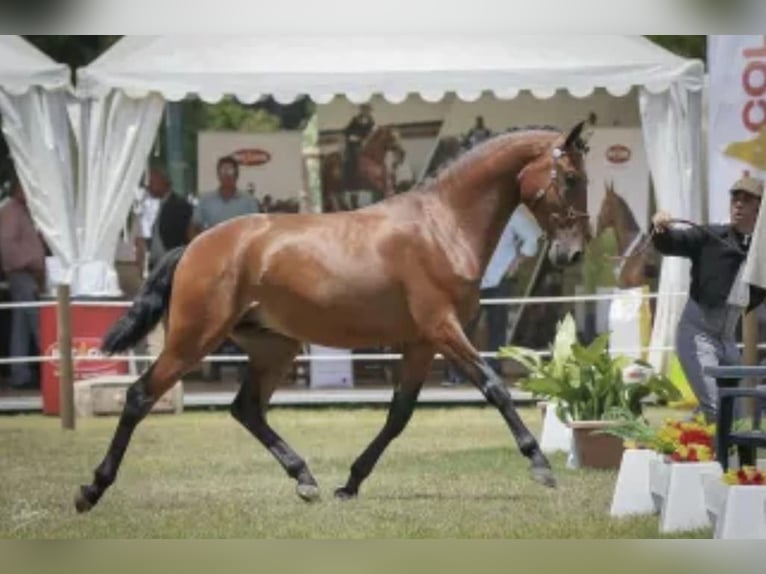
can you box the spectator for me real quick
[0,174,46,389]
[188,156,260,240]
[146,164,193,273]
[464,116,492,148]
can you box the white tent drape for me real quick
[0,86,79,281]
[0,36,77,288]
[72,89,165,296]
[639,83,703,372]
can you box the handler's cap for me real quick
[730,171,764,198]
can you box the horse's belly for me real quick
[257,289,417,348]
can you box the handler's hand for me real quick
[651,211,673,233]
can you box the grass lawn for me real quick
[0,405,711,539]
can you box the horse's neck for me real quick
[612,201,642,255]
[433,136,545,271]
[361,133,386,162]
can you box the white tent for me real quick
[74,33,705,372]
[0,35,78,283]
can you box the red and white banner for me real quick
[708,35,766,224]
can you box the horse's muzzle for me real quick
[549,242,583,268]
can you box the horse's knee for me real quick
[384,390,418,437]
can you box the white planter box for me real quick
[649,458,722,534]
[610,449,661,517]
[308,345,353,388]
[702,476,766,539]
[539,401,572,454]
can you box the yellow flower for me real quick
[723,471,739,485]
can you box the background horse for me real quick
[75,121,592,514]
[595,181,657,289]
[320,125,402,210]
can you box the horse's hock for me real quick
[74,375,183,417]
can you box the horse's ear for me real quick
[564,121,585,150]
[564,118,594,152]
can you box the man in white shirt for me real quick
[445,204,543,385]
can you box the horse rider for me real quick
[343,104,375,190]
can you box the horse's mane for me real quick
[417,124,563,191]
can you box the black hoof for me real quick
[296,483,321,503]
[74,485,95,514]
[334,486,357,501]
[530,465,557,488]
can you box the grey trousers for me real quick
[8,271,40,387]
[676,298,743,423]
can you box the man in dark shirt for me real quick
[652,174,765,422]
[146,165,193,273]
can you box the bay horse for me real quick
[74,121,592,514]
[595,181,656,289]
[320,125,402,210]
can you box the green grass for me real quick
[0,405,711,539]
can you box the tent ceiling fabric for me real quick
[76,35,704,103]
[0,35,72,94]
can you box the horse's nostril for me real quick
[570,251,583,264]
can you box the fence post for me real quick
[742,310,759,418]
[57,284,75,430]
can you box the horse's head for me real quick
[518,120,592,267]
[595,181,617,237]
[365,125,403,157]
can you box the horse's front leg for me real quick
[431,313,556,489]
[335,342,434,500]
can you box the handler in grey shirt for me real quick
[188,155,261,239]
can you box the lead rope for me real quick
[606,218,747,263]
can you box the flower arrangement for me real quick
[723,466,766,485]
[653,415,716,462]
[603,413,716,462]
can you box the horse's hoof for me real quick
[74,486,94,514]
[531,466,557,489]
[296,483,321,503]
[334,486,357,501]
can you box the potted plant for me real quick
[499,313,682,470]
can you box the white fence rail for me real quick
[1,290,749,368]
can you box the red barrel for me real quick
[40,299,129,415]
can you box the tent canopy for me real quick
[0,35,71,94]
[76,35,703,104]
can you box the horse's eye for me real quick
[565,172,578,185]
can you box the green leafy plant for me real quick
[499,313,682,424]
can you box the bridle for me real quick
[526,145,590,225]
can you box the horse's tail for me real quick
[101,246,186,355]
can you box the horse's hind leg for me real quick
[430,313,556,489]
[229,322,319,502]
[74,313,234,513]
[335,341,433,500]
